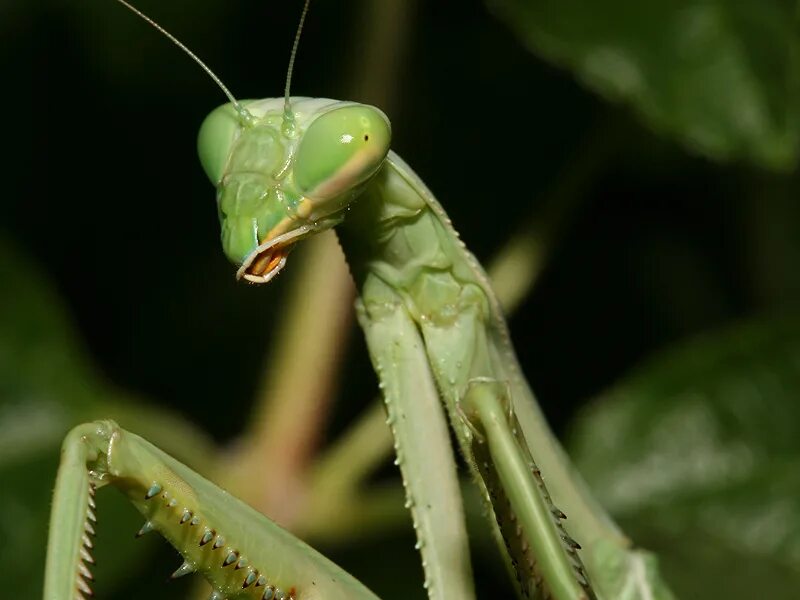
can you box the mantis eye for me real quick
[294,105,391,200]
[197,102,242,185]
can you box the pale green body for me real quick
[344,151,675,600]
[44,96,677,600]
[342,152,605,599]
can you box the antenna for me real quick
[112,0,254,126]
[282,0,312,136]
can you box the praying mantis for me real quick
[43,1,679,599]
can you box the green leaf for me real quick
[489,0,800,170]
[569,316,800,598]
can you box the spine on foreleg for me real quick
[45,421,382,600]
[461,381,595,600]
[44,423,103,600]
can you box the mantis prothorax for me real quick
[44,2,677,599]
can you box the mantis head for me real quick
[111,0,387,283]
[197,99,391,283]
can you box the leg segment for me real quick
[355,296,476,600]
[460,380,594,600]
[44,420,381,600]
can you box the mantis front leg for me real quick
[354,267,594,600]
[460,379,592,599]
[356,281,590,600]
[355,296,476,600]
[44,421,380,600]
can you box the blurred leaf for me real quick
[0,237,137,596]
[489,0,800,170]
[0,239,103,465]
[569,316,800,598]
[0,238,215,597]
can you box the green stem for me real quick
[304,484,409,543]
[225,231,355,526]
[308,400,394,499]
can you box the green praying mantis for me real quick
[44,2,679,599]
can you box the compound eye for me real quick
[197,102,243,185]
[294,105,391,199]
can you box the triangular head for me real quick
[198,98,391,283]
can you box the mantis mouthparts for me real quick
[236,226,311,284]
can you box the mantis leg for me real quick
[341,155,602,598]
[460,380,593,600]
[45,424,100,600]
[355,293,476,600]
[44,420,381,600]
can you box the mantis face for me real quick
[198,98,391,283]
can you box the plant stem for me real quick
[225,231,355,526]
